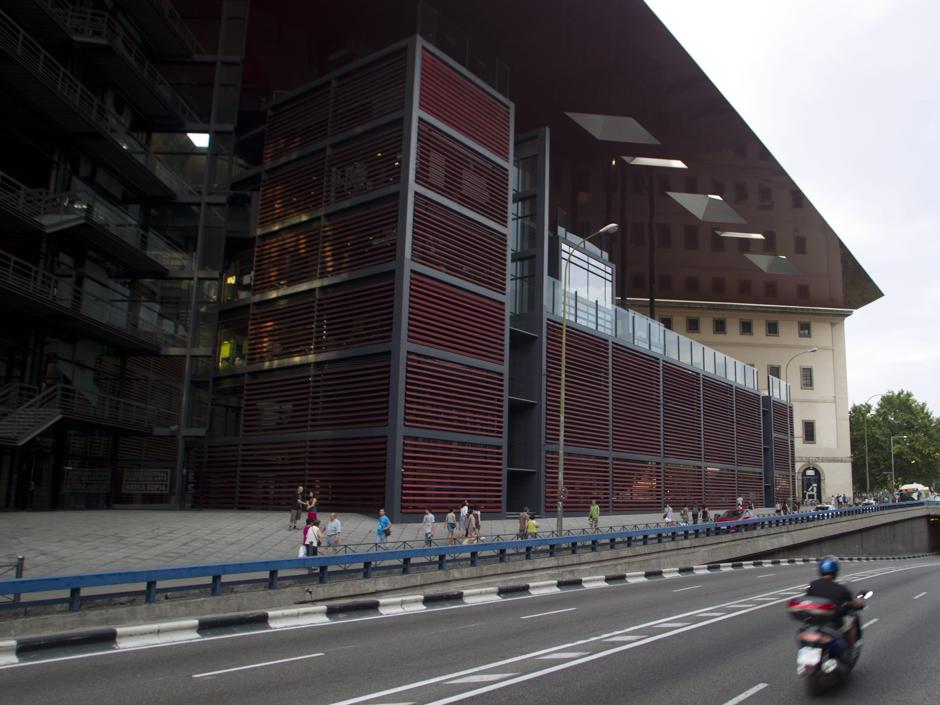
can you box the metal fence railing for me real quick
[0,556,24,603]
[0,502,925,613]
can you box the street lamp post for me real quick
[784,346,818,505]
[862,393,883,495]
[558,223,619,532]
[890,434,908,500]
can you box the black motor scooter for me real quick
[786,590,873,695]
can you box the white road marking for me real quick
[695,612,726,617]
[673,585,701,592]
[652,622,689,628]
[914,592,926,600]
[863,618,879,628]
[329,563,936,705]
[520,608,576,620]
[603,635,647,642]
[192,652,323,678]
[753,597,778,601]
[445,674,517,684]
[730,604,756,608]
[721,682,768,705]
[536,652,589,659]
[757,573,776,578]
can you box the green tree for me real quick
[849,390,940,494]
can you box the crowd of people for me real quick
[290,485,343,557]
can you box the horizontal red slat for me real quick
[663,364,702,461]
[419,50,511,160]
[612,345,661,455]
[408,272,505,364]
[405,353,503,436]
[401,437,503,514]
[415,120,509,226]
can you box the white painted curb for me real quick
[378,595,426,614]
[661,568,680,578]
[462,587,500,603]
[692,565,710,575]
[0,640,18,666]
[581,576,608,589]
[528,580,560,595]
[267,606,329,628]
[115,619,199,648]
[625,572,647,583]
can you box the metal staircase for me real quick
[0,383,178,446]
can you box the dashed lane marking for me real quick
[520,608,576,620]
[603,635,647,642]
[757,574,777,578]
[445,674,517,684]
[914,592,926,600]
[721,683,768,705]
[192,652,323,678]
[652,622,689,628]
[863,618,879,628]
[673,585,701,592]
[536,652,590,660]
[695,612,726,617]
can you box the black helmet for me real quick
[818,555,839,578]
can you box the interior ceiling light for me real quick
[666,191,747,223]
[716,230,765,240]
[622,156,687,169]
[744,254,801,275]
[187,132,210,148]
[565,112,660,144]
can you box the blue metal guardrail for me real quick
[0,503,924,612]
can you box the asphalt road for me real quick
[3,557,939,705]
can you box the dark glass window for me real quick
[737,238,751,253]
[630,222,646,246]
[711,180,726,197]
[763,230,776,253]
[712,277,725,294]
[734,181,748,201]
[797,284,810,300]
[791,190,804,208]
[686,317,700,334]
[738,279,752,296]
[758,184,773,209]
[800,367,814,390]
[685,275,699,292]
[764,281,778,297]
[803,420,816,444]
[768,364,781,379]
[630,273,645,290]
[766,320,779,336]
[684,175,698,193]
[660,317,673,330]
[656,223,672,248]
[711,232,725,252]
[739,319,752,335]
[798,321,812,338]
[683,225,698,250]
[794,235,807,254]
[713,318,727,334]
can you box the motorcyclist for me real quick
[805,556,865,649]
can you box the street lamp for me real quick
[784,346,818,505]
[862,393,883,495]
[558,222,619,532]
[890,434,908,500]
[622,156,687,320]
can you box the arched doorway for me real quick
[801,467,823,503]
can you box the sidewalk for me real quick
[0,508,684,578]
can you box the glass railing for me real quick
[768,374,790,402]
[0,9,194,196]
[60,7,200,123]
[546,277,760,391]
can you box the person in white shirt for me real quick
[419,508,436,547]
[459,500,469,538]
[663,503,674,525]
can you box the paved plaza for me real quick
[0,508,678,578]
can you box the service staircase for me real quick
[0,382,176,446]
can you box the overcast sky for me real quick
[647,0,940,414]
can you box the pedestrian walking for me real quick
[302,518,321,556]
[459,499,469,537]
[701,505,710,523]
[680,505,690,525]
[588,499,600,532]
[445,507,457,545]
[376,508,392,545]
[526,514,539,538]
[663,503,674,525]
[691,503,700,524]
[289,484,305,530]
[518,506,530,539]
[325,512,342,552]
[419,508,436,547]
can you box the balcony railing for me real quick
[141,0,204,56]
[0,249,187,348]
[0,170,191,271]
[546,277,760,391]
[0,9,194,196]
[60,6,200,124]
